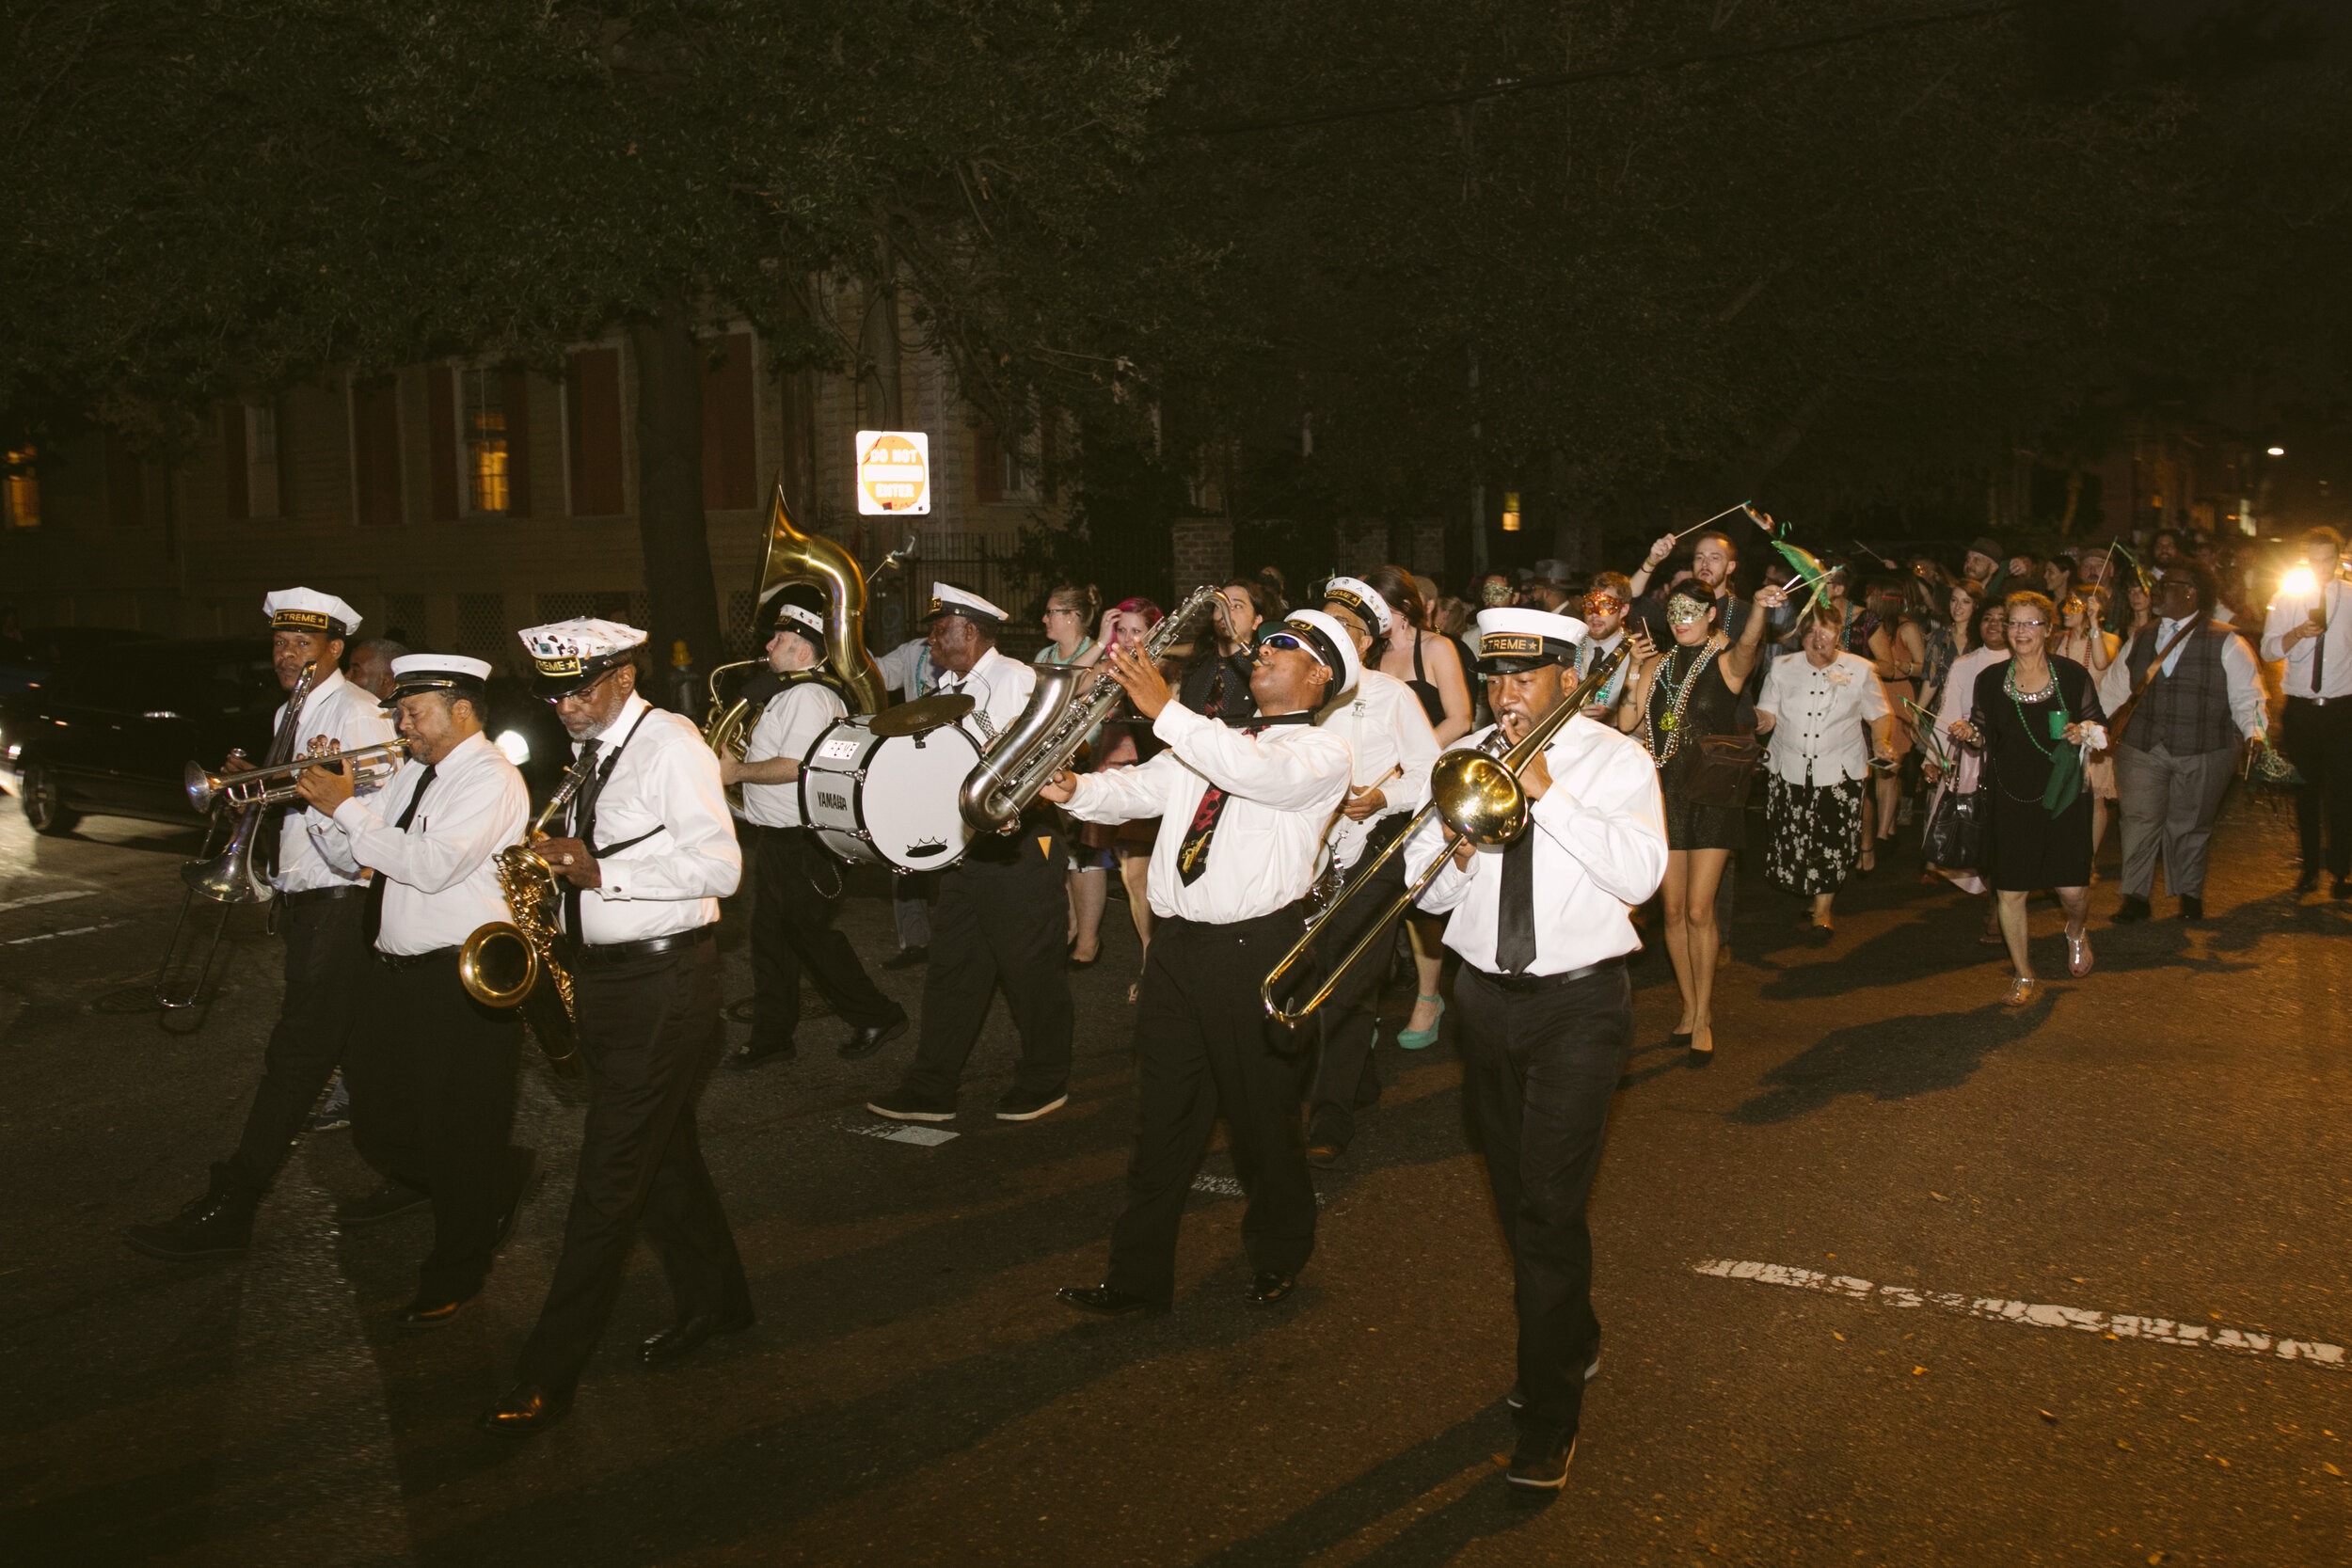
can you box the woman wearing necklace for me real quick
[1947,590,2107,1006]
[1620,580,1777,1063]
[1755,600,1899,937]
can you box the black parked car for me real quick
[2,639,279,834]
[0,626,158,697]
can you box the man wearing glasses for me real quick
[481,618,747,1437]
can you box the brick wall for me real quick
[1172,516,1232,595]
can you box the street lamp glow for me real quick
[2282,565,2317,601]
[2267,446,2286,457]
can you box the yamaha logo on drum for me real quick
[819,791,849,811]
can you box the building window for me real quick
[974,417,1039,506]
[463,370,510,514]
[226,403,280,520]
[4,448,40,528]
[701,332,757,510]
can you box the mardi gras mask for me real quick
[1665,595,1712,628]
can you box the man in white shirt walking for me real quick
[2262,527,2352,896]
[1044,612,1354,1315]
[726,587,908,1069]
[1403,607,1668,1492]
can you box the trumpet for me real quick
[183,737,411,812]
[1260,642,1631,1026]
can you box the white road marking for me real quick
[0,888,96,914]
[1694,1258,2347,1373]
[5,919,127,945]
[848,1121,959,1147]
[1193,1172,1329,1207]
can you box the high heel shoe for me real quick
[1396,994,1446,1050]
[1687,1025,1715,1068]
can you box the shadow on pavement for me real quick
[1725,990,2059,1125]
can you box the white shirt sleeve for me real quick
[1859,667,1892,723]
[1388,685,1442,817]
[1152,703,1353,811]
[331,757,522,895]
[595,725,743,902]
[1062,750,1184,825]
[1523,736,1670,907]
[2222,631,2265,740]
[743,684,841,766]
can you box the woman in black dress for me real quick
[1621,580,1780,1063]
[1947,591,2106,1007]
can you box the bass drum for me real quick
[798,715,982,872]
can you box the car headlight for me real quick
[495,729,532,767]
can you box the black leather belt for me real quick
[282,885,363,907]
[570,925,716,968]
[373,945,456,971]
[1472,957,1624,993]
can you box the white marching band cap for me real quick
[1474,607,1588,674]
[518,617,648,698]
[263,587,361,638]
[1263,608,1362,696]
[384,653,492,705]
[1320,576,1393,636]
[921,581,1009,629]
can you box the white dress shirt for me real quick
[739,678,846,830]
[322,731,527,956]
[1576,630,1631,712]
[2262,579,2352,701]
[1405,716,1667,976]
[271,668,399,894]
[935,645,1038,748]
[876,638,936,698]
[2130,620,2265,742]
[1315,668,1439,872]
[1755,651,1891,786]
[563,693,742,942]
[1060,702,1352,924]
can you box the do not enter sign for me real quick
[855,430,930,515]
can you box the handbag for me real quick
[1920,783,1985,871]
[1683,731,1762,811]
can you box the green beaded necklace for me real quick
[2004,659,2071,757]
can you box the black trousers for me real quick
[1306,816,1411,1149]
[224,892,370,1196]
[1106,908,1318,1306]
[903,823,1073,1102]
[516,935,748,1394]
[1456,959,1631,1442]
[2281,697,2352,879]
[345,951,524,1303]
[750,825,898,1046]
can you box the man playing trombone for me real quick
[1042,610,1353,1315]
[1401,606,1667,1492]
[126,588,396,1262]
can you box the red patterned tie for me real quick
[1174,712,1311,884]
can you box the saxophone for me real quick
[456,752,597,1077]
[959,583,1220,834]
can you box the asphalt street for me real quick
[0,788,2345,1566]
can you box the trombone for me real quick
[1260,642,1631,1026]
[183,738,410,812]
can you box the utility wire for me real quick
[1168,0,2030,136]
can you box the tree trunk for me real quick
[628,300,723,712]
[862,238,904,430]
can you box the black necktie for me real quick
[362,762,436,946]
[1495,830,1537,974]
[562,738,605,938]
[2316,584,2329,698]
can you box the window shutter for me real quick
[352,377,403,526]
[501,371,533,517]
[974,426,1003,504]
[427,367,459,520]
[567,348,625,515]
[224,402,249,520]
[700,332,756,510]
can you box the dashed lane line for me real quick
[5,920,129,945]
[1694,1258,2346,1373]
[0,888,97,914]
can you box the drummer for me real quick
[867,585,1076,1124]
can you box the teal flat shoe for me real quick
[1396,993,1445,1050]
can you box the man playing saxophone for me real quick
[867,583,1075,1125]
[483,618,745,1437]
[295,654,535,1327]
[1399,607,1667,1492]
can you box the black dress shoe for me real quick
[2296,868,2322,895]
[1057,1284,1168,1317]
[2111,895,2153,924]
[124,1164,257,1262]
[493,1148,536,1251]
[731,1036,797,1070]
[1506,1431,1577,1491]
[1247,1272,1297,1306]
[1303,1142,1342,1169]
[2177,895,2204,921]
[839,1009,910,1061]
[398,1292,478,1329]
[479,1382,572,1439]
[337,1180,431,1227]
[640,1307,756,1366]
[2336,878,2352,902]
[882,945,929,971]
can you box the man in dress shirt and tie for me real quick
[2110,564,2265,922]
[2263,528,2352,897]
[868,584,1076,1125]
[295,654,533,1326]
[1043,610,1353,1315]
[1303,578,1438,1168]
[477,620,747,1435]
[126,589,399,1260]
[1576,575,1634,720]
[727,586,908,1069]
[1403,606,1668,1492]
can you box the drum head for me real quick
[862,726,981,868]
[870,693,975,737]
